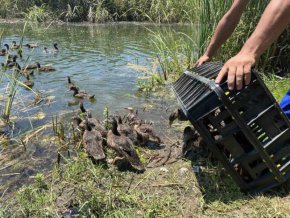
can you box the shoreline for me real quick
[0,18,193,26]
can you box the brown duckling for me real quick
[25,43,38,48]
[67,76,79,90]
[107,117,145,172]
[23,75,34,88]
[23,63,38,70]
[134,122,161,144]
[0,49,6,56]
[71,86,95,100]
[168,109,188,127]
[7,57,18,68]
[113,113,140,145]
[78,103,107,137]
[22,69,34,77]
[82,119,106,162]
[182,126,199,156]
[124,107,141,125]
[36,62,56,72]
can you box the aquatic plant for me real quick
[23,4,53,22]
[94,1,112,23]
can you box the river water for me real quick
[0,22,194,133]
[0,23,195,191]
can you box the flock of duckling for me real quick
[0,41,58,89]
[71,102,162,172]
[1,40,209,173]
[1,41,96,101]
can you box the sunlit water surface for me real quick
[0,23,195,191]
[0,23,194,132]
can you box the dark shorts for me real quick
[280,89,290,118]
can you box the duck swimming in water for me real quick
[53,43,59,52]
[23,75,34,88]
[71,86,95,100]
[25,43,38,48]
[0,49,6,56]
[36,62,56,72]
[23,63,38,70]
[12,41,20,49]
[44,43,59,54]
[67,76,79,90]
[4,44,9,51]
[7,56,18,68]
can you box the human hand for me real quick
[215,52,256,90]
[195,54,211,66]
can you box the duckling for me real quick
[0,49,6,56]
[107,117,145,172]
[67,76,79,90]
[79,103,107,137]
[43,47,49,53]
[17,49,23,58]
[134,122,161,145]
[23,63,38,70]
[43,43,59,54]
[7,56,18,68]
[36,62,56,72]
[3,44,9,51]
[168,109,188,127]
[113,113,139,145]
[23,75,34,88]
[124,107,141,125]
[12,41,20,49]
[53,43,59,53]
[71,86,95,100]
[22,70,34,77]
[182,126,199,156]
[25,43,38,48]
[82,119,106,162]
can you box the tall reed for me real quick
[1,23,28,121]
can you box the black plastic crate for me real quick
[173,62,290,193]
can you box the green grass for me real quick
[0,0,197,23]
[1,150,289,217]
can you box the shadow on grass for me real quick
[188,157,289,205]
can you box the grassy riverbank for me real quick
[0,0,196,23]
[0,1,290,217]
[1,147,289,217]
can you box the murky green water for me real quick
[0,23,194,133]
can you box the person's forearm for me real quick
[240,0,290,59]
[204,0,249,58]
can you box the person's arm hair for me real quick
[196,0,250,66]
[216,0,290,90]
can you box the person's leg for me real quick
[280,89,290,118]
